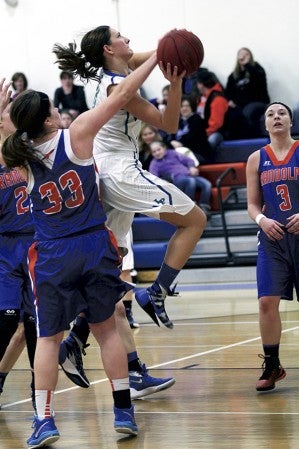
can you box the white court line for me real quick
[149,324,299,368]
[169,320,299,326]
[2,324,299,410]
[3,409,299,416]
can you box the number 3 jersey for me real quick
[258,141,299,225]
[27,129,106,240]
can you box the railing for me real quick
[215,167,241,264]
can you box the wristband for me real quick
[255,213,266,226]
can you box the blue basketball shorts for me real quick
[0,233,34,315]
[28,227,132,337]
[257,230,299,300]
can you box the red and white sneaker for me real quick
[256,355,286,392]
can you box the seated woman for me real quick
[169,95,212,164]
[138,123,163,170]
[225,47,270,138]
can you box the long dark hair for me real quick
[53,25,111,81]
[2,90,51,169]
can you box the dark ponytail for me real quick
[53,25,111,82]
[2,132,40,169]
[2,90,51,169]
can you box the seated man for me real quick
[196,71,229,154]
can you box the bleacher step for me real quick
[209,209,255,227]
[176,265,256,284]
[137,265,257,284]
[193,235,257,254]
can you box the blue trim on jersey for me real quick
[103,69,126,79]
[134,161,173,206]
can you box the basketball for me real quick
[157,29,204,76]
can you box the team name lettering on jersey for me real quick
[260,167,299,186]
[0,169,26,190]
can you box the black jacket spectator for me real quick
[54,71,88,117]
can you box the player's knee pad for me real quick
[0,309,20,360]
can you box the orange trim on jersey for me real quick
[265,141,299,166]
[106,226,122,266]
[28,242,38,305]
[42,149,55,160]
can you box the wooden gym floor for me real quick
[1,281,299,449]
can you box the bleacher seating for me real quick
[215,138,269,163]
[132,134,299,271]
[132,158,257,270]
[199,162,246,211]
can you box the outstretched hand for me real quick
[158,62,186,83]
[0,78,12,115]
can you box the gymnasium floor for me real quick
[1,279,299,449]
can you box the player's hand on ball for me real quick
[159,62,186,82]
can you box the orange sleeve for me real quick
[206,97,229,136]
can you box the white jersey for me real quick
[93,69,141,159]
[92,68,194,248]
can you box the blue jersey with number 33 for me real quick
[28,129,106,240]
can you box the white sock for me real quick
[35,389,54,419]
[110,377,130,391]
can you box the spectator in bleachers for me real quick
[138,123,162,170]
[196,70,229,154]
[149,140,212,217]
[60,108,74,129]
[53,71,89,118]
[170,95,212,163]
[225,47,270,139]
[150,84,170,112]
[11,72,28,100]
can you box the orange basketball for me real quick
[157,29,204,76]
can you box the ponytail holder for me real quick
[21,131,28,142]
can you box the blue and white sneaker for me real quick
[129,364,175,399]
[135,287,173,329]
[27,417,60,448]
[59,333,90,388]
[113,405,138,435]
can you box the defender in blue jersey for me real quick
[2,55,158,449]
[0,80,37,408]
[0,81,89,409]
[0,161,36,406]
[247,102,298,392]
